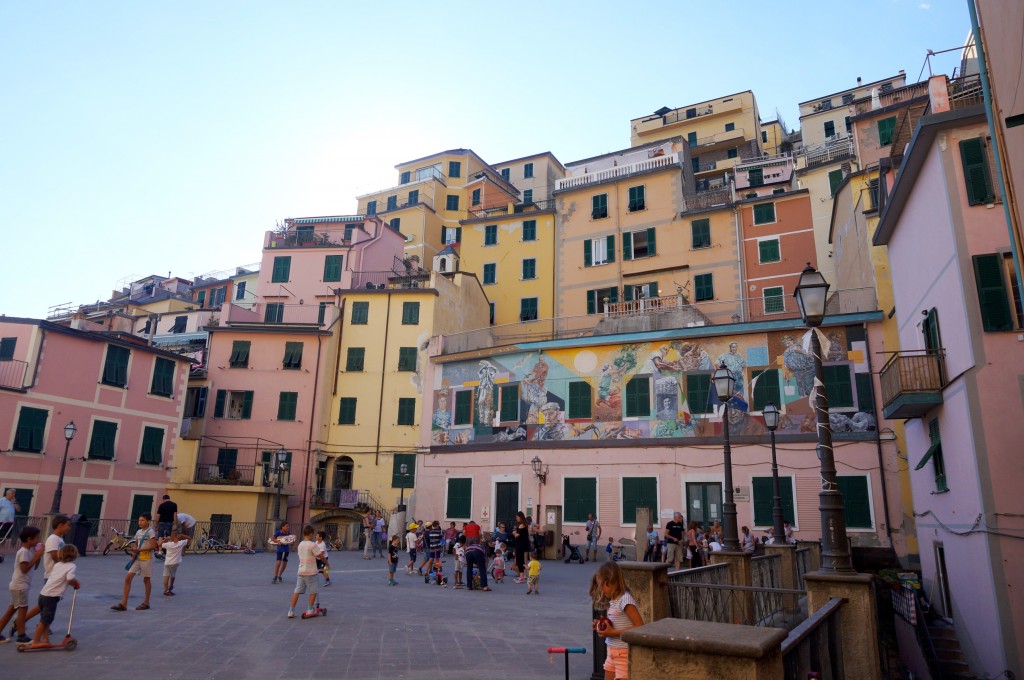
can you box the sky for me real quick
[0,1,972,319]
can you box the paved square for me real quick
[1,547,604,679]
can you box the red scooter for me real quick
[17,589,79,652]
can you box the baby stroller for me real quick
[562,534,584,564]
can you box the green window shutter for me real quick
[564,478,597,523]
[323,255,343,282]
[318,302,328,325]
[687,131,697,146]
[568,381,592,419]
[828,169,843,196]
[241,391,254,419]
[623,286,634,302]
[877,117,896,146]
[754,203,775,224]
[623,231,633,260]
[837,476,871,528]
[483,264,496,284]
[500,385,519,422]
[102,345,130,386]
[752,476,795,526]
[264,303,284,323]
[855,372,875,414]
[628,186,645,211]
[752,369,781,410]
[151,357,175,396]
[338,397,357,424]
[587,290,597,315]
[409,189,419,204]
[759,239,781,263]
[695,274,714,301]
[140,426,164,465]
[522,259,536,279]
[692,219,711,249]
[346,347,365,371]
[446,195,459,211]
[523,220,536,241]
[592,194,608,219]
[400,171,411,184]
[283,342,303,369]
[446,478,472,519]
[277,392,298,421]
[398,347,417,371]
[606,234,615,263]
[584,239,593,267]
[77,494,104,536]
[398,397,416,425]
[392,454,416,487]
[686,374,712,414]
[960,138,994,205]
[973,254,1013,331]
[402,302,419,325]
[216,448,238,477]
[520,298,538,321]
[88,420,118,460]
[229,341,250,367]
[764,287,785,313]
[524,163,534,178]
[622,477,657,524]
[485,225,497,245]
[523,189,533,203]
[0,337,16,360]
[922,308,941,352]
[448,161,460,178]
[271,256,291,283]
[214,390,226,418]
[471,188,480,206]
[387,195,397,210]
[625,377,650,417]
[454,390,473,425]
[14,407,48,452]
[823,365,854,408]
[351,301,369,324]
[647,227,657,256]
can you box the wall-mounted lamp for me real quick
[530,455,548,485]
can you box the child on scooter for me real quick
[31,544,80,648]
[0,526,43,644]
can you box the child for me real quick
[453,536,465,589]
[590,562,644,679]
[526,551,542,595]
[491,544,506,583]
[159,532,189,596]
[288,525,325,619]
[271,521,292,584]
[32,544,81,647]
[405,523,418,576]
[387,535,400,586]
[111,512,157,611]
[315,531,332,587]
[606,537,615,561]
[643,525,658,562]
[21,514,71,627]
[0,526,43,644]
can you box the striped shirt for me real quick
[606,591,638,649]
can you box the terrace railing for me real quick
[0,359,28,389]
[780,596,845,678]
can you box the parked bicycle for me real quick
[191,530,257,554]
[102,528,135,556]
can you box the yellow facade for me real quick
[630,90,761,150]
[759,120,788,156]
[796,162,844,284]
[493,152,565,204]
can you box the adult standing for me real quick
[372,512,385,558]
[0,489,18,545]
[687,521,702,568]
[463,532,490,592]
[511,512,530,584]
[584,513,602,563]
[362,512,374,560]
[663,512,687,570]
[156,495,177,538]
[530,520,545,557]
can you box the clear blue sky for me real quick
[0,1,971,318]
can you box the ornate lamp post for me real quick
[397,463,410,511]
[273,448,289,522]
[530,455,548,485]
[794,264,854,573]
[712,363,740,551]
[762,403,787,545]
[49,421,77,514]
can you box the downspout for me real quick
[863,329,894,546]
[731,174,746,321]
[967,1,1024,312]
[300,332,323,526]
[332,295,347,395]
[374,292,393,466]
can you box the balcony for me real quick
[310,488,376,511]
[469,199,556,219]
[555,152,681,191]
[632,99,744,137]
[193,463,258,486]
[0,359,28,390]
[224,302,340,327]
[879,350,946,419]
[266,227,353,250]
[690,128,746,151]
[798,136,855,170]
[852,81,930,116]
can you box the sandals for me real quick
[135,603,151,610]
[110,603,126,611]
[480,587,492,592]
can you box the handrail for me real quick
[781,596,845,653]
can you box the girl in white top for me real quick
[405,525,418,575]
[314,531,331,586]
[590,561,644,680]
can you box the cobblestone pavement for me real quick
[1,547,605,679]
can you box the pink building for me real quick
[874,75,1024,677]
[0,318,190,526]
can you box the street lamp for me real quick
[273,448,288,522]
[397,463,410,511]
[794,263,854,573]
[530,455,548,485]
[712,363,740,551]
[49,421,77,514]
[762,403,787,546]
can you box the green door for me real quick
[685,483,722,527]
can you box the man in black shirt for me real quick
[156,495,177,538]
[664,512,686,570]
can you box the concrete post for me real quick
[618,561,671,624]
[709,550,753,623]
[765,544,799,613]
[804,572,882,680]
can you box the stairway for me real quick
[927,620,975,679]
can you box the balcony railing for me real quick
[0,359,28,389]
[852,81,930,116]
[193,463,258,486]
[266,228,352,250]
[555,152,680,191]
[879,350,945,419]
[349,268,431,290]
[947,73,984,111]
[469,198,556,218]
[310,488,376,510]
[225,302,340,326]
[690,128,746,149]
[799,135,855,169]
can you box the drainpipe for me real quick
[374,292,393,466]
[731,174,747,321]
[300,332,323,526]
[863,328,894,546]
[967,1,1024,314]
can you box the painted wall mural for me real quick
[431,325,877,446]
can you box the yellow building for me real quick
[493,151,565,204]
[759,119,790,156]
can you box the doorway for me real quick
[685,482,722,528]
[934,542,953,621]
[495,482,519,533]
[333,457,354,490]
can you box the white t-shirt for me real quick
[314,540,329,558]
[39,562,76,598]
[454,543,465,567]
[296,540,322,577]
[10,546,36,591]
[162,539,188,566]
[405,531,417,552]
[43,533,65,578]
[605,591,638,650]
[176,513,196,528]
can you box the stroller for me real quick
[0,521,16,564]
[562,534,585,564]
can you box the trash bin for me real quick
[68,514,91,556]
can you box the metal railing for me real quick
[348,268,431,290]
[800,136,855,168]
[192,520,273,549]
[266,228,352,249]
[879,350,946,407]
[781,596,845,678]
[691,128,746,148]
[193,463,258,486]
[555,152,681,191]
[0,359,28,389]
[795,547,811,590]
[469,198,556,218]
[668,577,805,627]
[310,488,373,510]
[225,302,340,326]
[947,73,983,111]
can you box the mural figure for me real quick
[521,355,550,423]
[830,412,876,432]
[496,425,528,442]
[432,390,451,430]
[643,346,676,374]
[537,402,565,441]
[782,335,815,397]
[827,332,845,362]
[672,341,713,371]
[477,360,498,424]
[716,342,746,397]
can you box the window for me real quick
[522,258,536,280]
[761,130,768,143]
[139,426,164,465]
[758,239,781,263]
[973,254,1014,331]
[753,203,776,225]
[877,117,897,146]
[338,397,357,424]
[366,200,377,215]
[773,188,786,195]
[622,477,658,524]
[694,274,714,301]
[184,386,207,418]
[824,120,836,138]
[344,224,355,242]
[691,219,711,249]
[960,138,996,205]
[150,357,175,396]
[842,92,854,105]
[822,365,854,408]
[687,131,697,147]
[828,169,844,196]
[725,122,735,132]
[752,476,795,526]
[471,188,480,206]
[624,376,651,417]
[522,189,533,204]
[442,226,462,244]
[916,419,948,492]
[564,478,597,523]
[446,478,472,519]
[392,454,416,487]
[101,345,130,387]
[448,161,461,178]
[624,282,658,301]
[346,347,365,371]
[196,291,206,308]
[836,476,872,528]
[868,178,880,210]
[318,302,328,325]
[586,287,619,314]
[446,195,459,211]
[297,226,314,244]
[592,194,608,219]
[727,148,738,159]
[398,347,417,371]
[216,448,238,478]
[685,374,712,414]
[401,302,419,325]
[271,256,291,283]
[522,219,536,241]
[845,116,852,134]
[568,381,592,419]
[260,450,292,486]
[323,255,343,282]
[484,224,497,245]
[623,228,656,260]
[524,163,534,179]
[264,303,284,323]
[170,316,187,334]
[751,369,781,411]
[400,171,411,184]
[88,420,117,460]
[14,406,48,452]
[749,168,764,187]
[483,264,497,285]
[627,185,646,212]
[397,398,416,425]
[453,390,473,426]
[235,282,246,300]
[408,189,419,204]
[499,385,519,422]
[520,298,538,322]
[276,392,298,421]
[584,235,615,267]
[213,390,254,419]
[500,168,510,181]
[488,302,495,325]
[692,157,701,173]
[0,337,16,360]
[282,342,303,369]
[763,286,785,314]
[351,301,369,325]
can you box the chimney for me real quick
[857,77,862,86]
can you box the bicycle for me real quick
[102,528,136,556]
[191,529,227,554]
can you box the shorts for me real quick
[293,574,318,595]
[9,587,28,608]
[587,534,600,550]
[177,524,194,538]
[429,549,441,560]
[315,559,327,571]
[494,568,505,580]
[408,550,416,561]
[603,645,629,679]
[276,551,289,562]
[38,595,60,626]
[130,559,154,578]
[157,522,173,537]
[163,563,179,579]
[527,575,538,586]
[668,542,687,563]
[388,563,397,575]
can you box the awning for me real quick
[915,442,941,471]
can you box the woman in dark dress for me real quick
[512,511,531,583]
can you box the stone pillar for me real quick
[765,544,799,614]
[623,618,786,679]
[618,561,671,624]
[709,550,753,623]
[804,572,882,680]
